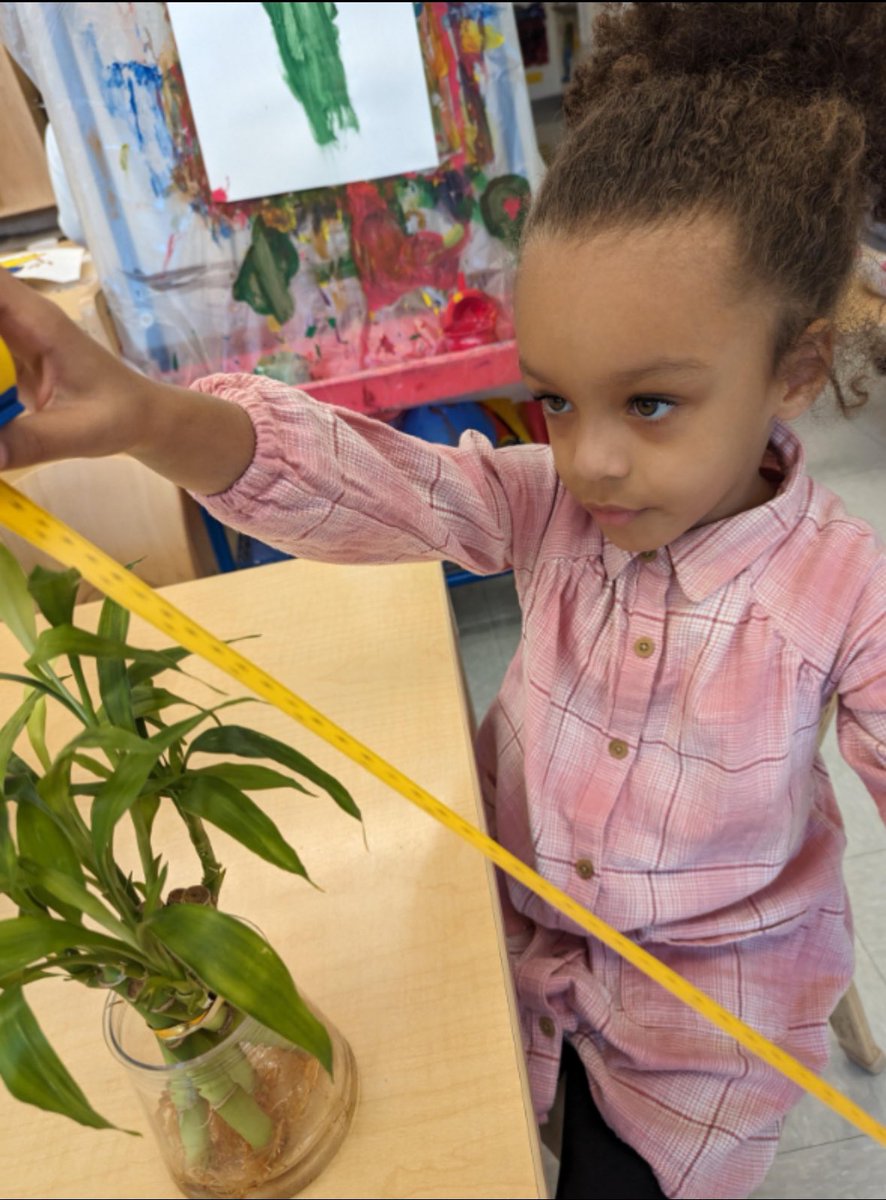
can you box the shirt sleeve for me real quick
[188,373,557,576]
[833,555,886,824]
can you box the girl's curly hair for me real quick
[524,3,886,410]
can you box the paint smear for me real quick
[83,28,175,200]
[442,287,499,350]
[480,174,531,244]
[233,216,300,325]
[346,180,465,311]
[262,2,359,146]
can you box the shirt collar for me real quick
[601,421,808,602]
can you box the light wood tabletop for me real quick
[0,557,546,1199]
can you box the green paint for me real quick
[262,2,359,146]
[327,316,336,328]
[305,323,317,338]
[254,351,312,385]
[233,217,299,325]
[480,174,532,246]
[313,256,358,285]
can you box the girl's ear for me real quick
[777,319,833,419]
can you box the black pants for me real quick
[555,1041,666,1199]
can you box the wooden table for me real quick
[0,558,545,1199]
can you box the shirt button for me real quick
[640,550,657,561]
[634,637,655,658]
[539,1016,556,1037]
[575,858,594,880]
[608,738,629,759]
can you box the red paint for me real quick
[433,4,467,157]
[346,181,467,310]
[503,195,523,221]
[162,233,176,273]
[442,287,499,351]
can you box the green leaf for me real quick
[0,544,37,651]
[149,710,217,751]
[16,797,84,924]
[0,673,82,719]
[133,792,162,842]
[61,725,154,758]
[36,725,154,824]
[96,599,135,732]
[0,690,40,783]
[90,750,159,860]
[26,627,176,672]
[127,646,193,689]
[188,762,311,793]
[36,754,76,823]
[17,861,139,948]
[0,915,135,976]
[145,907,332,1072]
[176,774,309,880]
[0,798,17,893]
[27,565,80,628]
[131,686,198,719]
[25,694,51,772]
[0,986,123,1130]
[71,753,113,780]
[188,726,360,819]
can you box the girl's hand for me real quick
[0,268,256,494]
[0,266,157,471]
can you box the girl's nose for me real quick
[571,427,631,486]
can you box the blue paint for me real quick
[481,15,531,183]
[83,28,174,200]
[449,2,499,25]
[50,21,173,370]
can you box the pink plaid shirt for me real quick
[193,376,886,1199]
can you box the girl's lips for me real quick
[587,506,646,527]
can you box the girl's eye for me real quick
[630,395,675,422]
[537,394,572,416]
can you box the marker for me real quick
[0,337,24,428]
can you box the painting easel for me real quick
[2,2,542,415]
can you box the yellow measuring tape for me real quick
[0,478,883,1148]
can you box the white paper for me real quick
[167,2,439,202]
[2,247,85,284]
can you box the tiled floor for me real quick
[448,382,886,1199]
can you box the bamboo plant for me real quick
[0,550,360,1160]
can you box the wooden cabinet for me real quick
[0,45,54,220]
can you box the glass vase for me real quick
[104,993,358,1199]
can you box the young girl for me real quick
[1,5,885,1197]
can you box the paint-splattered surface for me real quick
[1,2,538,408]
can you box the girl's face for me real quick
[515,217,821,553]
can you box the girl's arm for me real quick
[0,268,255,495]
[187,372,556,577]
[0,267,559,576]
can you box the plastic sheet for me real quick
[1,2,542,408]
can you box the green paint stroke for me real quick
[262,2,359,146]
[233,217,299,325]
